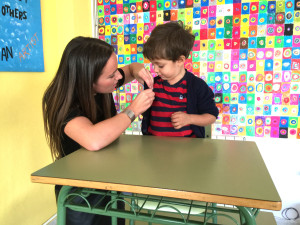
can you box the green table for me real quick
[31,135,281,225]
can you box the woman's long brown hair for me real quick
[42,37,114,160]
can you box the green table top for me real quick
[31,135,281,210]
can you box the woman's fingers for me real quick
[143,69,154,89]
[130,89,155,115]
[136,68,154,89]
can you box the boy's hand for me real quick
[171,112,190,129]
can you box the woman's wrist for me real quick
[122,107,136,123]
[130,63,144,78]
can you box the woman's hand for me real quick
[129,89,155,116]
[134,66,154,89]
[121,63,154,88]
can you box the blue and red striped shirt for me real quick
[148,76,196,137]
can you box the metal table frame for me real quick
[57,186,258,225]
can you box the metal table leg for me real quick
[57,186,73,225]
[237,206,257,225]
[111,191,117,225]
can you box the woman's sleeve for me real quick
[117,68,125,88]
[62,108,83,130]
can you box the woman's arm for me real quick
[121,63,153,89]
[64,113,133,151]
[64,89,155,151]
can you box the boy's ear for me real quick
[177,55,186,64]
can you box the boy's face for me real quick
[151,56,186,85]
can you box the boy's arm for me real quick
[171,112,216,130]
[171,76,218,130]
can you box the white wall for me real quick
[213,135,300,222]
[255,138,300,220]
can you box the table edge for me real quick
[31,175,282,211]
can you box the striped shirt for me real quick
[148,76,195,137]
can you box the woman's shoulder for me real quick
[117,68,125,87]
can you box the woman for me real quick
[42,36,155,224]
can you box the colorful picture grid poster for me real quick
[97,0,300,139]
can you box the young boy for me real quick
[142,22,219,138]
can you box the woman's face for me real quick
[93,52,122,93]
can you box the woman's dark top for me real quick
[60,68,125,157]
[56,69,126,225]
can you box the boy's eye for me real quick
[158,65,164,68]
